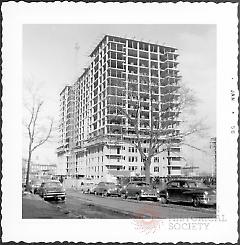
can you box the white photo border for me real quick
[2,2,238,243]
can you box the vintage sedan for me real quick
[33,182,42,194]
[88,183,98,194]
[94,182,121,197]
[80,182,97,194]
[159,179,216,207]
[38,180,66,201]
[123,181,158,201]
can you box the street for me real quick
[23,189,216,219]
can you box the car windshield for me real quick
[136,183,149,187]
[188,181,207,188]
[45,182,62,188]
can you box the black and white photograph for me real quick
[22,25,217,219]
[2,2,238,243]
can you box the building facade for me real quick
[57,35,182,180]
[22,159,57,182]
[210,137,216,177]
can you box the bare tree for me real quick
[23,87,53,190]
[106,76,206,184]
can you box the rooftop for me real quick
[90,34,177,57]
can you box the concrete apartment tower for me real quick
[57,35,182,181]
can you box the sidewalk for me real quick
[22,192,73,219]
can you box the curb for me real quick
[70,189,215,215]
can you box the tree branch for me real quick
[31,101,43,141]
[32,119,53,152]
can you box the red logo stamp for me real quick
[133,205,161,234]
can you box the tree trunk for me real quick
[167,148,170,175]
[25,151,32,191]
[144,158,151,184]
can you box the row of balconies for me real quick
[107,66,178,78]
[127,61,178,70]
[104,128,181,137]
[127,43,177,56]
[126,70,159,78]
[105,75,180,88]
[126,51,178,62]
[108,37,177,56]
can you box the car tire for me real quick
[61,197,65,201]
[153,197,158,202]
[104,190,109,197]
[122,193,127,199]
[159,196,168,204]
[136,193,141,201]
[193,197,200,207]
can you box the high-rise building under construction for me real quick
[57,35,182,180]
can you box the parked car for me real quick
[80,182,97,194]
[88,183,98,194]
[119,185,127,196]
[94,182,121,197]
[159,179,216,207]
[123,181,158,201]
[22,182,34,193]
[38,180,66,201]
[22,183,26,193]
[30,180,42,194]
[33,183,41,194]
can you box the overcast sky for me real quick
[23,24,216,173]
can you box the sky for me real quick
[23,24,216,173]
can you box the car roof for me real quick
[98,182,115,184]
[167,179,200,183]
[44,180,61,183]
[128,181,149,184]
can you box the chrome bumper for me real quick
[200,195,216,205]
[44,192,66,198]
[141,194,157,198]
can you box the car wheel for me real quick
[193,197,200,207]
[153,197,158,202]
[61,197,65,201]
[102,190,108,197]
[159,196,168,204]
[122,193,127,199]
[136,193,141,201]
